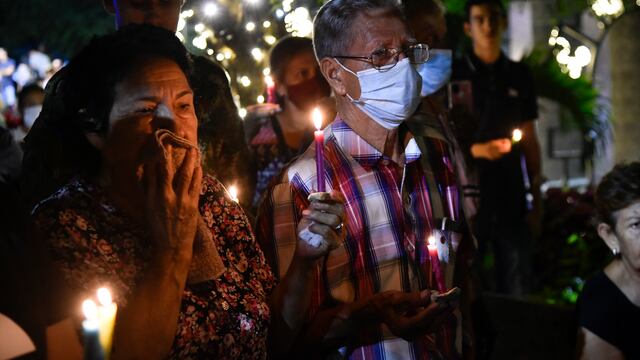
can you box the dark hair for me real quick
[403,0,445,21]
[464,0,506,21]
[269,36,314,83]
[313,0,405,61]
[17,83,44,113]
[595,162,640,226]
[22,24,192,208]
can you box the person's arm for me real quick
[520,120,541,188]
[576,327,624,360]
[111,148,202,359]
[268,191,345,356]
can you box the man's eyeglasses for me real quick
[333,43,430,71]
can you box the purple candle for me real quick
[312,108,325,192]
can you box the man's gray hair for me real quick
[313,0,405,61]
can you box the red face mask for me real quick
[285,71,331,111]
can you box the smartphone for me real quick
[448,80,474,113]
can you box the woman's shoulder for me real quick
[578,271,628,337]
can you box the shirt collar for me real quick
[329,117,422,167]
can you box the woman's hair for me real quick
[22,24,192,209]
[269,36,314,83]
[595,162,640,227]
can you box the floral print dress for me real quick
[33,175,275,359]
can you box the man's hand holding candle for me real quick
[296,190,346,259]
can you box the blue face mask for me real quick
[416,49,452,97]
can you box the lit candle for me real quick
[82,299,104,360]
[512,128,523,144]
[228,185,239,203]
[97,288,117,359]
[312,108,325,192]
[264,75,276,104]
[427,235,446,292]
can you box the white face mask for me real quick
[416,49,452,97]
[22,104,42,129]
[336,57,422,129]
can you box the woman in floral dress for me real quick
[26,25,344,359]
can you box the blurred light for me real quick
[245,0,260,4]
[591,0,624,17]
[264,35,277,45]
[203,2,218,16]
[263,20,272,28]
[181,9,195,18]
[283,0,294,12]
[275,9,285,18]
[257,95,265,103]
[176,32,185,42]
[177,17,186,32]
[195,23,205,32]
[551,28,559,37]
[240,76,252,87]
[245,22,256,32]
[216,53,225,61]
[207,49,214,55]
[263,67,271,76]
[284,7,313,37]
[239,108,248,119]
[192,36,207,50]
[251,48,265,62]
[264,75,274,87]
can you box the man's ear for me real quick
[597,222,620,254]
[103,0,116,15]
[85,132,105,151]
[320,58,347,97]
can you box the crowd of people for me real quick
[0,0,637,359]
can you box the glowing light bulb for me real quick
[245,22,256,32]
[240,76,251,87]
[251,48,264,62]
[264,35,277,45]
[257,95,265,103]
[203,2,218,16]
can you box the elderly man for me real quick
[22,0,252,210]
[258,0,471,358]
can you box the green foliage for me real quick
[523,48,599,133]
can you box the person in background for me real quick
[257,0,471,358]
[245,36,332,211]
[10,83,44,142]
[577,162,640,360]
[0,48,16,109]
[452,0,542,297]
[22,0,253,210]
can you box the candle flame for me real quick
[428,235,436,247]
[264,75,274,88]
[82,299,98,321]
[512,128,523,142]
[229,185,239,202]
[312,107,323,130]
[97,287,113,306]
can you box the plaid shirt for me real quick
[257,118,461,360]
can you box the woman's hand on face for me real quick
[145,145,203,260]
[295,190,345,261]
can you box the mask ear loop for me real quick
[333,58,359,102]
